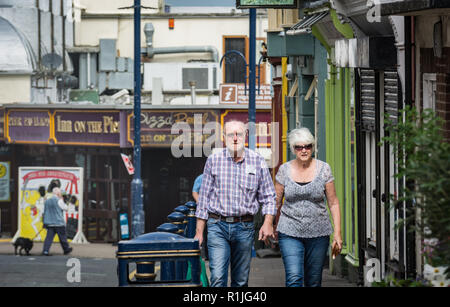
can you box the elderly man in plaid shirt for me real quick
[194,120,276,287]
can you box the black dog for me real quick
[13,237,34,256]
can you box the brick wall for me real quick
[420,47,450,141]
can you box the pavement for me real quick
[0,238,356,287]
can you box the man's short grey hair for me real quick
[288,127,315,154]
[223,120,248,134]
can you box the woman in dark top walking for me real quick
[274,127,342,287]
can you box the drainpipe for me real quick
[189,81,196,104]
[143,23,219,62]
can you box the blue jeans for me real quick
[207,218,255,287]
[278,232,329,287]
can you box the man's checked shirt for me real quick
[195,148,277,220]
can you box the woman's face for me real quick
[293,143,313,163]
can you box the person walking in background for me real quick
[42,187,72,256]
[192,174,203,204]
[194,120,276,287]
[274,127,342,287]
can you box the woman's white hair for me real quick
[288,127,315,154]
[52,187,61,195]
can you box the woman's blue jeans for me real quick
[278,232,329,287]
[206,218,255,287]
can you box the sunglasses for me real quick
[294,144,313,151]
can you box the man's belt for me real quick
[208,213,253,223]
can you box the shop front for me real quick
[0,104,273,242]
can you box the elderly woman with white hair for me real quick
[274,127,342,287]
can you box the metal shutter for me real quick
[384,70,399,124]
[360,69,376,131]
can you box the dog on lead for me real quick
[13,237,34,256]
[12,185,48,256]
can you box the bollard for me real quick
[156,223,178,233]
[117,232,201,287]
[185,201,197,239]
[174,205,189,236]
[174,205,189,215]
[167,212,186,235]
[156,223,178,281]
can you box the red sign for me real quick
[121,153,135,175]
[220,110,272,147]
[22,170,79,194]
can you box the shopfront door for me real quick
[83,150,131,243]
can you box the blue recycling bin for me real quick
[117,232,201,287]
[156,223,178,281]
[167,211,189,279]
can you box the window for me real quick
[423,73,437,111]
[223,36,267,85]
[223,36,248,83]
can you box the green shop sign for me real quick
[236,0,297,9]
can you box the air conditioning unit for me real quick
[143,62,219,92]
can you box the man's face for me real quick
[224,122,246,155]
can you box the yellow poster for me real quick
[14,167,87,243]
[0,162,10,201]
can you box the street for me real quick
[0,255,117,287]
[1,0,448,288]
[0,241,355,287]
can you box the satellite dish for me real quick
[42,53,63,70]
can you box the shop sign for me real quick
[54,110,120,146]
[6,110,51,144]
[219,83,271,104]
[236,0,297,9]
[128,110,219,147]
[220,110,272,147]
